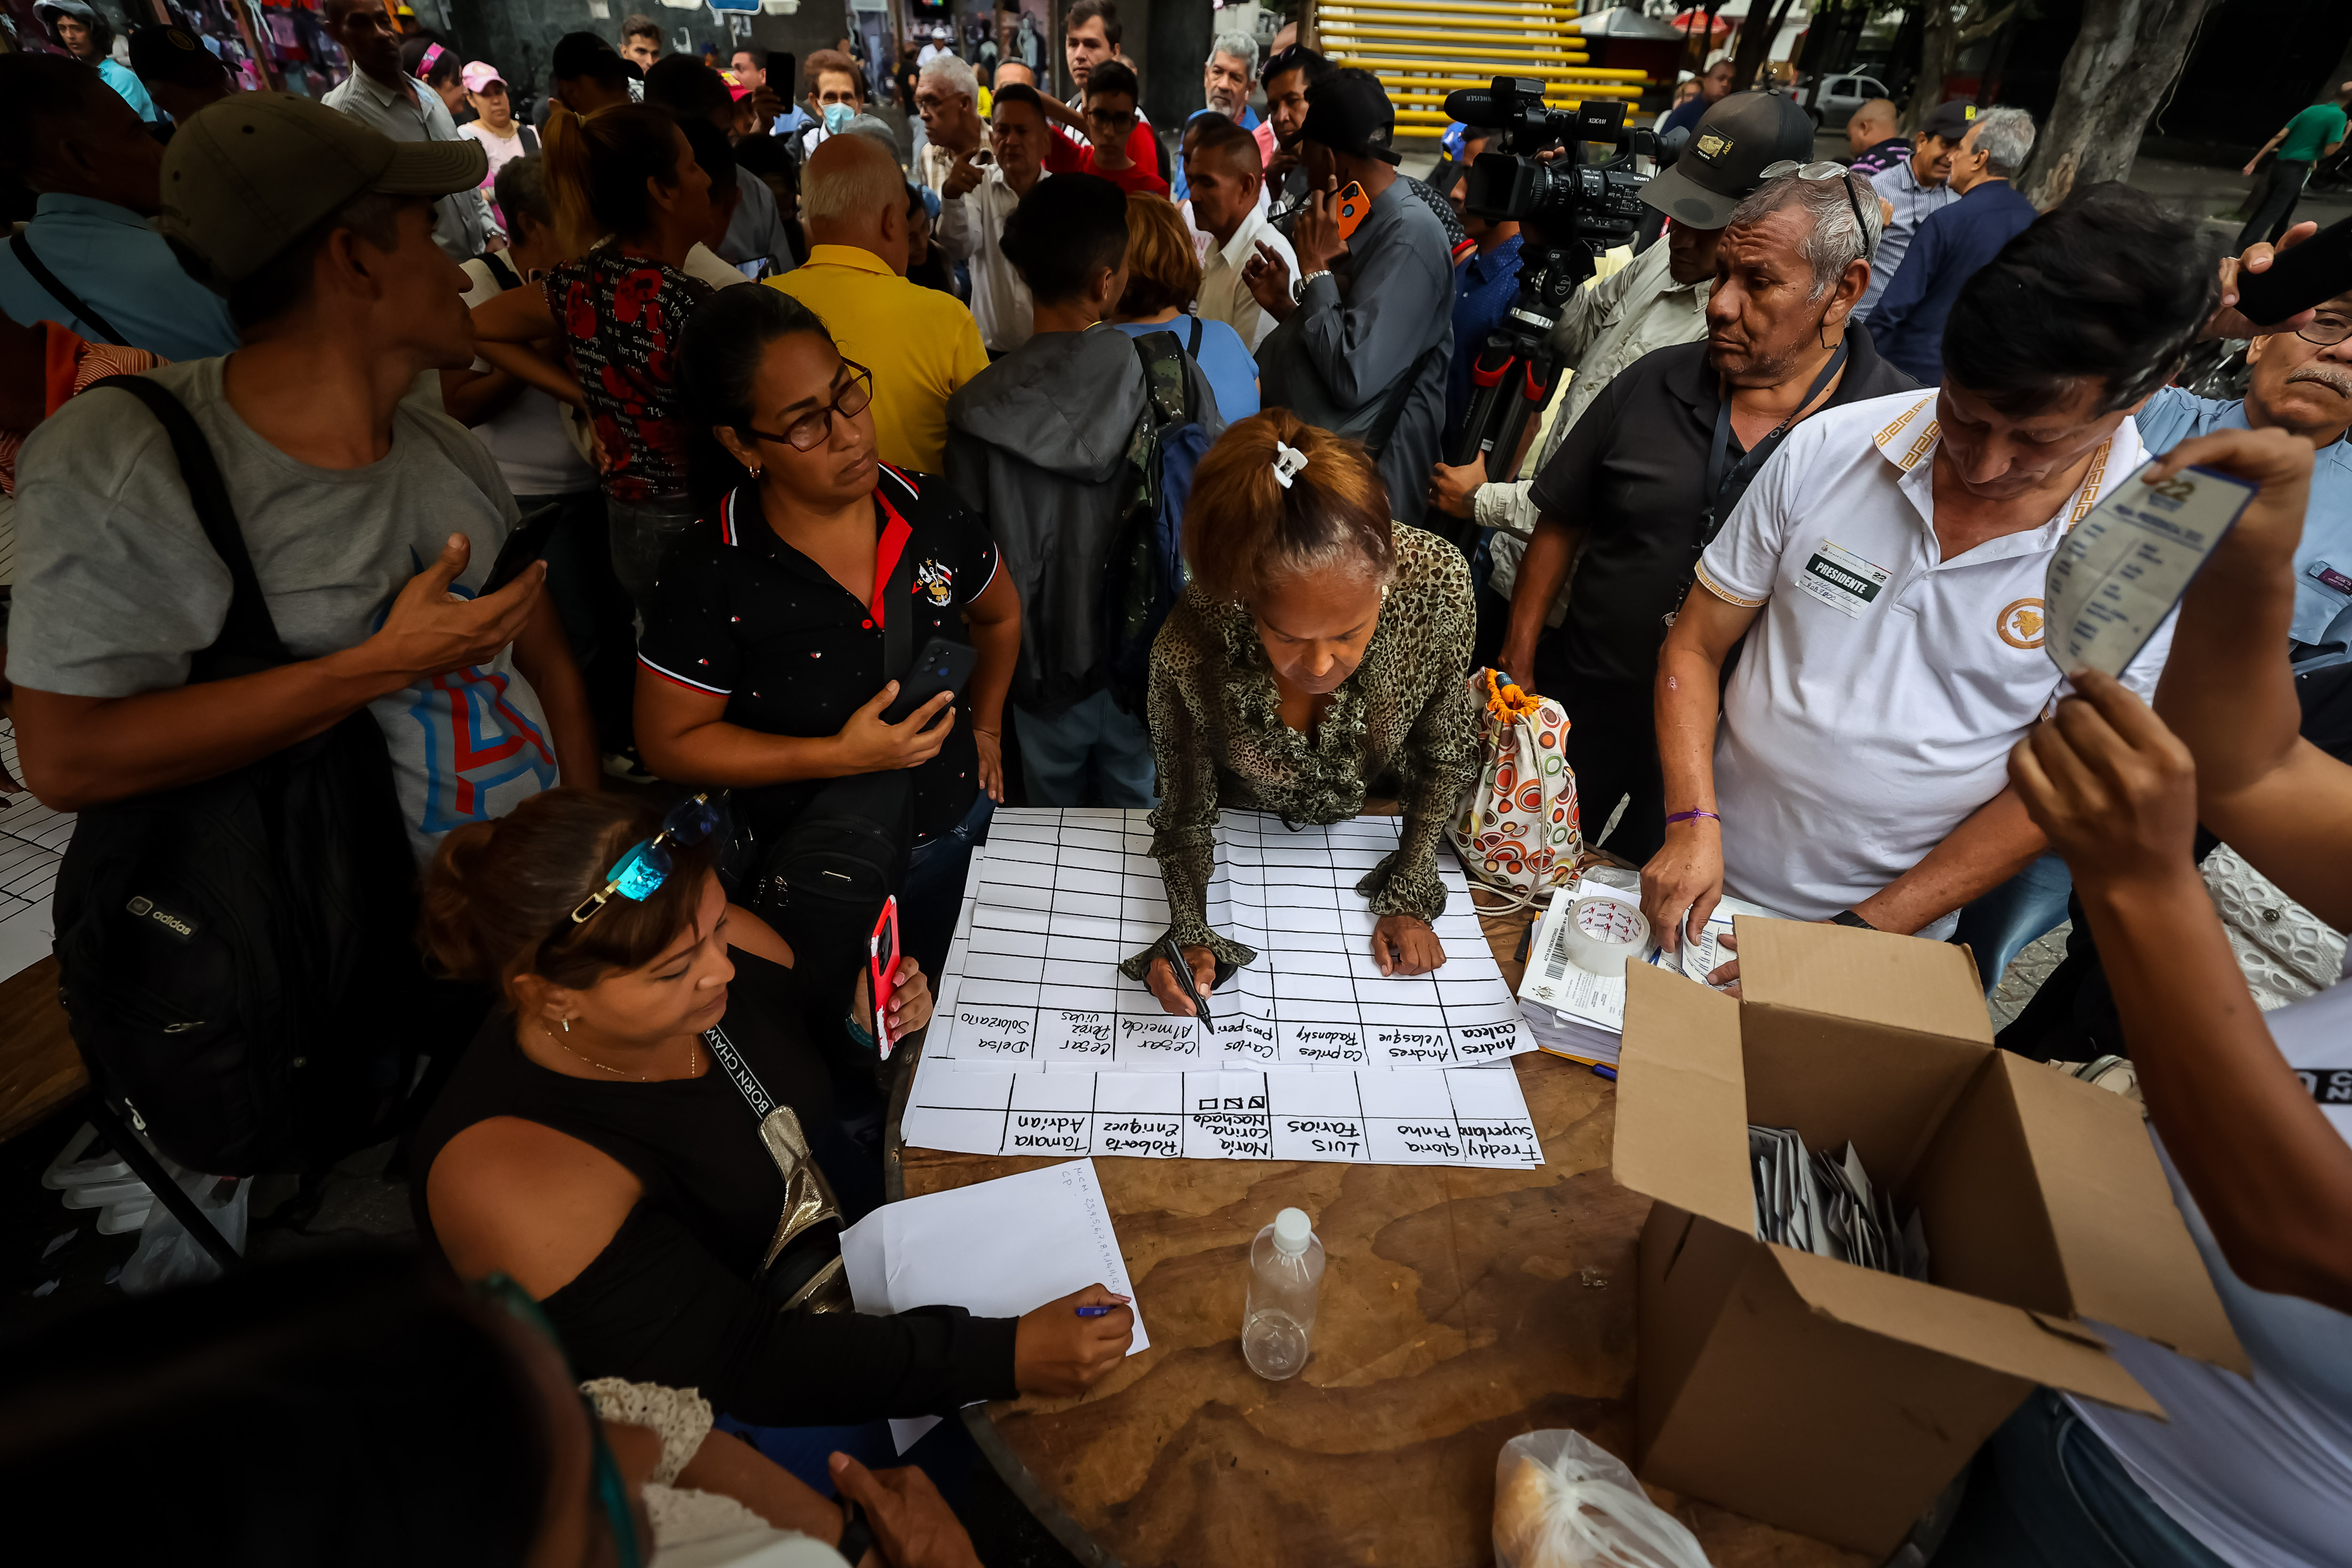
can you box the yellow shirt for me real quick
[767,246,989,476]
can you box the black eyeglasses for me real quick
[1761,160,1871,263]
[546,791,725,950]
[2296,311,2352,348]
[1087,105,1138,132]
[742,362,875,452]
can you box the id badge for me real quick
[1795,540,1892,619]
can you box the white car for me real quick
[1800,72,1892,129]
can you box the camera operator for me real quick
[1498,166,1912,861]
[1641,184,2213,964]
[1427,92,1814,655]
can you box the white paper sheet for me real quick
[924,809,1534,1071]
[900,1054,1545,1169]
[0,721,72,984]
[840,1159,1146,1451]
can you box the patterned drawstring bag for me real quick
[1447,670,1584,913]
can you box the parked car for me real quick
[1796,72,1892,129]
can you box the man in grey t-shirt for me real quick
[9,93,593,858]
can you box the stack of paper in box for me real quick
[1514,874,1786,1067]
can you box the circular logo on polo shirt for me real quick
[1997,598,2046,649]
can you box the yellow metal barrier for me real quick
[1315,0,1654,138]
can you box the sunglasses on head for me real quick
[547,792,726,949]
[1761,159,1871,262]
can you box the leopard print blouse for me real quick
[1118,524,1480,980]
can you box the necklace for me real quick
[543,1022,700,1082]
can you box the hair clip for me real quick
[1271,440,1310,489]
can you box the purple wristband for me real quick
[1665,809,1720,826]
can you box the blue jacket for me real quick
[1867,179,2039,383]
[0,193,239,361]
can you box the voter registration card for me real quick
[2045,463,2257,679]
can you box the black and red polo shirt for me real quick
[637,465,1000,843]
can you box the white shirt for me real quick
[457,258,596,496]
[1197,203,1294,351]
[323,68,502,261]
[1693,390,2165,932]
[934,164,1041,353]
[2071,951,2352,1568]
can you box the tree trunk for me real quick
[1902,0,2018,133]
[2018,0,2215,209]
[1728,0,1800,93]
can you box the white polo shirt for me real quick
[1692,389,2166,934]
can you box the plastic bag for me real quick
[120,1169,248,1295]
[1493,1431,1712,1568]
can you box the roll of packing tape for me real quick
[1561,894,1650,974]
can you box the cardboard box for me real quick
[1613,919,2245,1557]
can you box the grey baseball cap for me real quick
[157,92,485,291]
[1643,90,1816,230]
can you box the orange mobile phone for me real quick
[1332,181,1370,240]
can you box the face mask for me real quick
[824,102,855,135]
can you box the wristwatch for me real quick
[1290,268,1333,304]
[1829,909,1876,930]
[836,1497,876,1565]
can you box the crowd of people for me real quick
[3,7,2351,1566]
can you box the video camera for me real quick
[1444,76,1654,259]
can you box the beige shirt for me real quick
[915,125,990,199]
[1483,240,1711,622]
[1196,202,1295,352]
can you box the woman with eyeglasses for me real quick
[637,287,1020,982]
[412,789,1132,1456]
[0,1249,988,1568]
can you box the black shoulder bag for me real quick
[50,377,436,1176]
[701,1019,854,1313]
[732,525,920,982]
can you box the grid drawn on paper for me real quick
[899,1050,1545,1169]
[0,721,73,984]
[926,808,1533,1072]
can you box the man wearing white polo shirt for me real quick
[1641,185,2217,956]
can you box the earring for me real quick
[561,1017,572,1034]
[746,464,763,478]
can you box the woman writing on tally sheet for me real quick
[1124,412,1479,1016]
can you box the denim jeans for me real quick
[516,489,635,753]
[1012,689,1158,809]
[1953,852,2074,996]
[604,490,702,614]
[900,791,994,986]
[1935,1389,2229,1568]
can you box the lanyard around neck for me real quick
[1702,337,1850,547]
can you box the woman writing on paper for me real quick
[1128,412,1480,1015]
[413,790,1133,1450]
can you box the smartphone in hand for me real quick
[481,502,564,596]
[1333,181,1371,241]
[869,895,902,1059]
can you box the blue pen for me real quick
[1075,1304,1121,1317]
[1591,1064,1618,1081]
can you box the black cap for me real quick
[550,31,628,86]
[1921,100,1978,142]
[1641,89,1816,229]
[128,24,228,88]
[1297,67,1398,165]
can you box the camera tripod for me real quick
[1439,237,1591,559]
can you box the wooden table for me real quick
[891,907,1867,1568]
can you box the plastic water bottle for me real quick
[1242,1206,1325,1380]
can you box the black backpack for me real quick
[723,531,919,982]
[1099,322,1215,715]
[50,378,439,1176]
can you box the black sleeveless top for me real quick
[411,947,1018,1425]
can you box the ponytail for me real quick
[1182,411,1396,603]
[419,788,719,1002]
[539,101,688,258]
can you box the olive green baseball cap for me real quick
[157,92,487,291]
